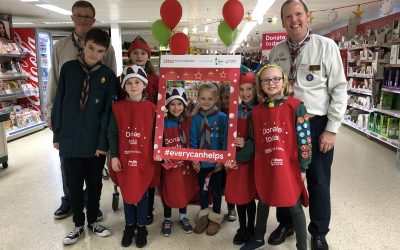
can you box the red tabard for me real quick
[145,74,159,105]
[225,118,256,205]
[252,97,303,207]
[112,99,156,204]
[158,118,199,208]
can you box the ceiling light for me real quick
[205,25,209,33]
[43,21,74,25]
[36,4,72,15]
[257,15,264,25]
[99,20,151,24]
[183,27,189,35]
[20,0,39,2]
[13,22,34,25]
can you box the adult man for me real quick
[46,0,116,220]
[268,1,347,249]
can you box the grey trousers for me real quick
[255,199,307,250]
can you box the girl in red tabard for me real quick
[225,67,257,246]
[127,36,160,224]
[229,64,311,250]
[154,84,199,237]
[108,65,156,248]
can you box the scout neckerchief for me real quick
[263,95,287,109]
[239,99,258,119]
[78,56,101,112]
[198,105,219,150]
[286,28,313,87]
[71,31,83,56]
[166,114,187,148]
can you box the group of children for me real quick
[52,27,311,250]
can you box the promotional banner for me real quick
[262,32,287,58]
[154,55,241,162]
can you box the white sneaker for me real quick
[63,226,84,245]
[88,222,111,237]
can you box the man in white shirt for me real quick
[267,1,347,249]
[46,0,116,221]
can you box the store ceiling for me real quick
[2,0,400,52]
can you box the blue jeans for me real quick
[124,191,148,226]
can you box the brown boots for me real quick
[193,208,223,236]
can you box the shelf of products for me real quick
[348,103,372,112]
[347,88,373,96]
[7,121,46,141]
[342,119,399,148]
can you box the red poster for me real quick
[262,32,287,50]
[10,28,40,112]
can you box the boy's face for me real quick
[124,77,146,98]
[197,89,217,112]
[168,99,185,117]
[130,48,149,68]
[239,83,256,104]
[83,40,106,67]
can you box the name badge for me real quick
[309,65,321,72]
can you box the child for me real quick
[190,83,228,236]
[127,36,159,224]
[225,67,257,245]
[51,28,115,245]
[108,65,156,248]
[233,64,311,250]
[154,84,199,237]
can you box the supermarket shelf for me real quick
[0,74,29,80]
[385,64,400,68]
[0,93,27,101]
[6,121,46,141]
[373,108,400,118]
[347,73,373,79]
[0,53,28,59]
[347,88,373,96]
[382,87,400,94]
[342,119,399,148]
[348,103,372,112]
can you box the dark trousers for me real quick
[163,203,187,218]
[276,115,333,236]
[237,200,256,231]
[256,200,307,250]
[147,187,155,216]
[60,156,70,207]
[198,167,222,213]
[124,191,148,226]
[64,155,105,227]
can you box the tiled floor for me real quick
[0,127,399,250]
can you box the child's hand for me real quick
[53,143,59,150]
[214,163,224,172]
[95,150,107,157]
[234,137,245,148]
[111,157,122,172]
[154,155,162,161]
[224,160,238,170]
[192,161,201,173]
[301,172,306,182]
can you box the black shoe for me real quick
[54,204,71,219]
[97,210,103,221]
[121,224,135,247]
[146,213,153,225]
[240,238,265,250]
[135,226,148,248]
[233,228,246,245]
[267,224,294,245]
[311,235,329,250]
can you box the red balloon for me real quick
[160,0,182,30]
[169,32,190,55]
[222,0,244,29]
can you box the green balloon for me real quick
[151,19,171,47]
[218,20,237,47]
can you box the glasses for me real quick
[72,14,94,22]
[260,77,283,85]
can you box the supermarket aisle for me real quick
[0,126,399,250]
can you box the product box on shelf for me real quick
[368,113,375,131]
[380,115,389,137]
[378,91,394,109]
[390,45,398,64]
[387,118,398,139]
[375,113,382,134]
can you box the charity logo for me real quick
[270,158,284,166]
